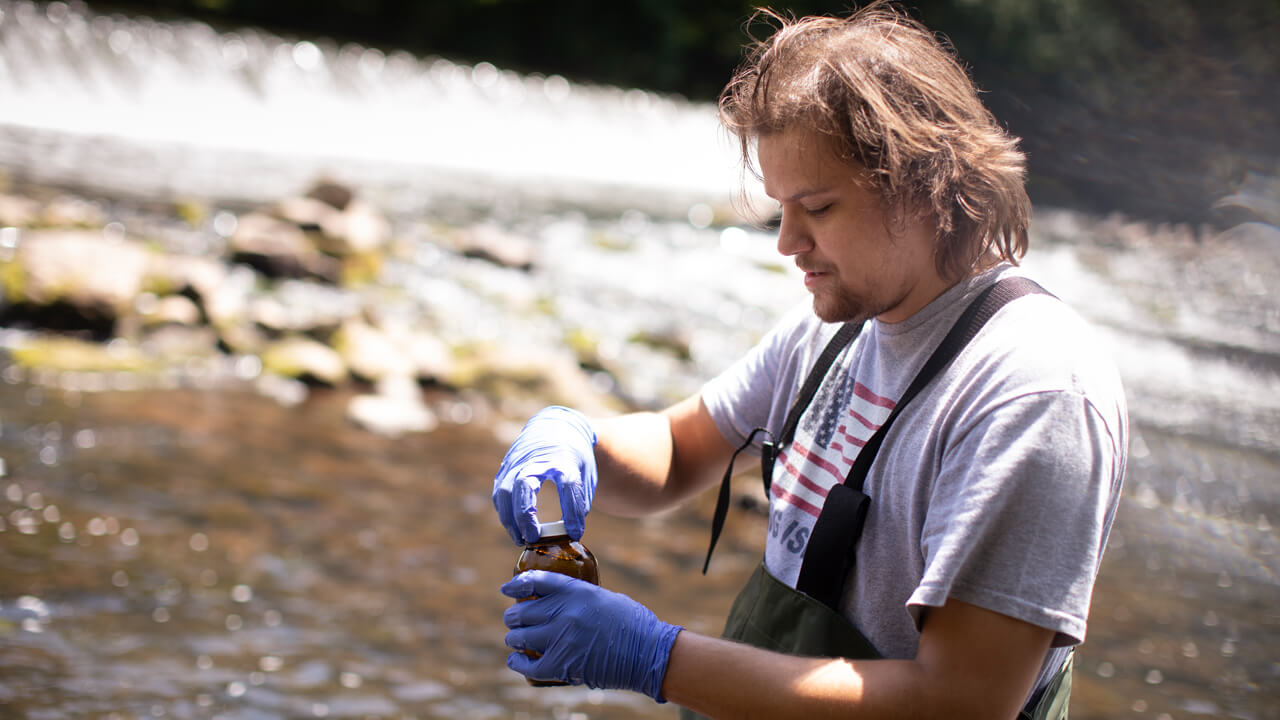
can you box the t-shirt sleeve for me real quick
[700,328,785,451]
[907,389,1124,646]
[701,303,821,451]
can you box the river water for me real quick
[1,2,1278,719]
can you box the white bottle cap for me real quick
[538,520,567,538]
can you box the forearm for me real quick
[662,631,923,719]
[593,395,735,516]
[662,598,1051,719]
[592,411,679,515]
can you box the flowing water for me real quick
[2,2,1279,718]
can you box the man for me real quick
[493,4,1127,718]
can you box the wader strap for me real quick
[763,320,863,497]
[795,277,1050,609]
[702,427,772,574]
[701,321,861,574]
[844,276,1050,492]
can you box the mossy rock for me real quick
[8,231,152,314]
[8,336,152,373]
[339,251,384,287]
[174,198,209,228]
[627,328,692,361]
[0,257,26,304]
[260,336,347,386]
[565,326,599,358]
[589,230,634,252]
[444,343,624,417]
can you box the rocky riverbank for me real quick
[0,176,635,438]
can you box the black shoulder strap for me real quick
[764,321,863,496]
[844,276,1049,493]
[794,276,1051,608]
[701,321,862,574]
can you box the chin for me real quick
[811,296,868,324]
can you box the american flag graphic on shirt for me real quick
[766,366,897,571]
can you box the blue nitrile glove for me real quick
[492,406,598,545]
[502,570,683,702]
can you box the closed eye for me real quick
[806,203,833,217]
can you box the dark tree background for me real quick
[84,0,1280,227]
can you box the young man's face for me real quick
[757,126,946,325]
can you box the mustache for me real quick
[795,261,832,274]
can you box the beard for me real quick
[809,283,887,325]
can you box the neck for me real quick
[878,251,1004,325]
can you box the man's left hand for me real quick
[501,570,683,702]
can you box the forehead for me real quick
[757,126,867,199]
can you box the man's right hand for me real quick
[492,406,598,545]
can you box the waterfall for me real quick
[0,0,741,214]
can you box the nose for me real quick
[775,211,813,257]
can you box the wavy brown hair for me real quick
[719,2,1030,280]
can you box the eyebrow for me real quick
[769,186,834,203]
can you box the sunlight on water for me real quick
[0,0,746,208]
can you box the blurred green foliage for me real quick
[84,0,1279,224]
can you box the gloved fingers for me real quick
[493,474,544,546]
[493,446,548,545]
[501,569,577,601]
[505,459,585,545]
[505,648,536,676]
[503,624,550,654]
[491,406,597,546]
[555,475,588,540]
[502,594,557,629]
[509,470,548,544]
[491,481,525,546]
[506,648,568,685]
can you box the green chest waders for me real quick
[681,277,1072,720]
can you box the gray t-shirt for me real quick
[702,263,1128,692]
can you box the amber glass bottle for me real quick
[513,520,599,687]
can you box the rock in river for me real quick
[260,335,347,386]
[1,229,151,337]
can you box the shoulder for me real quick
[949,270,1129,448]
[961,270,1122,390]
